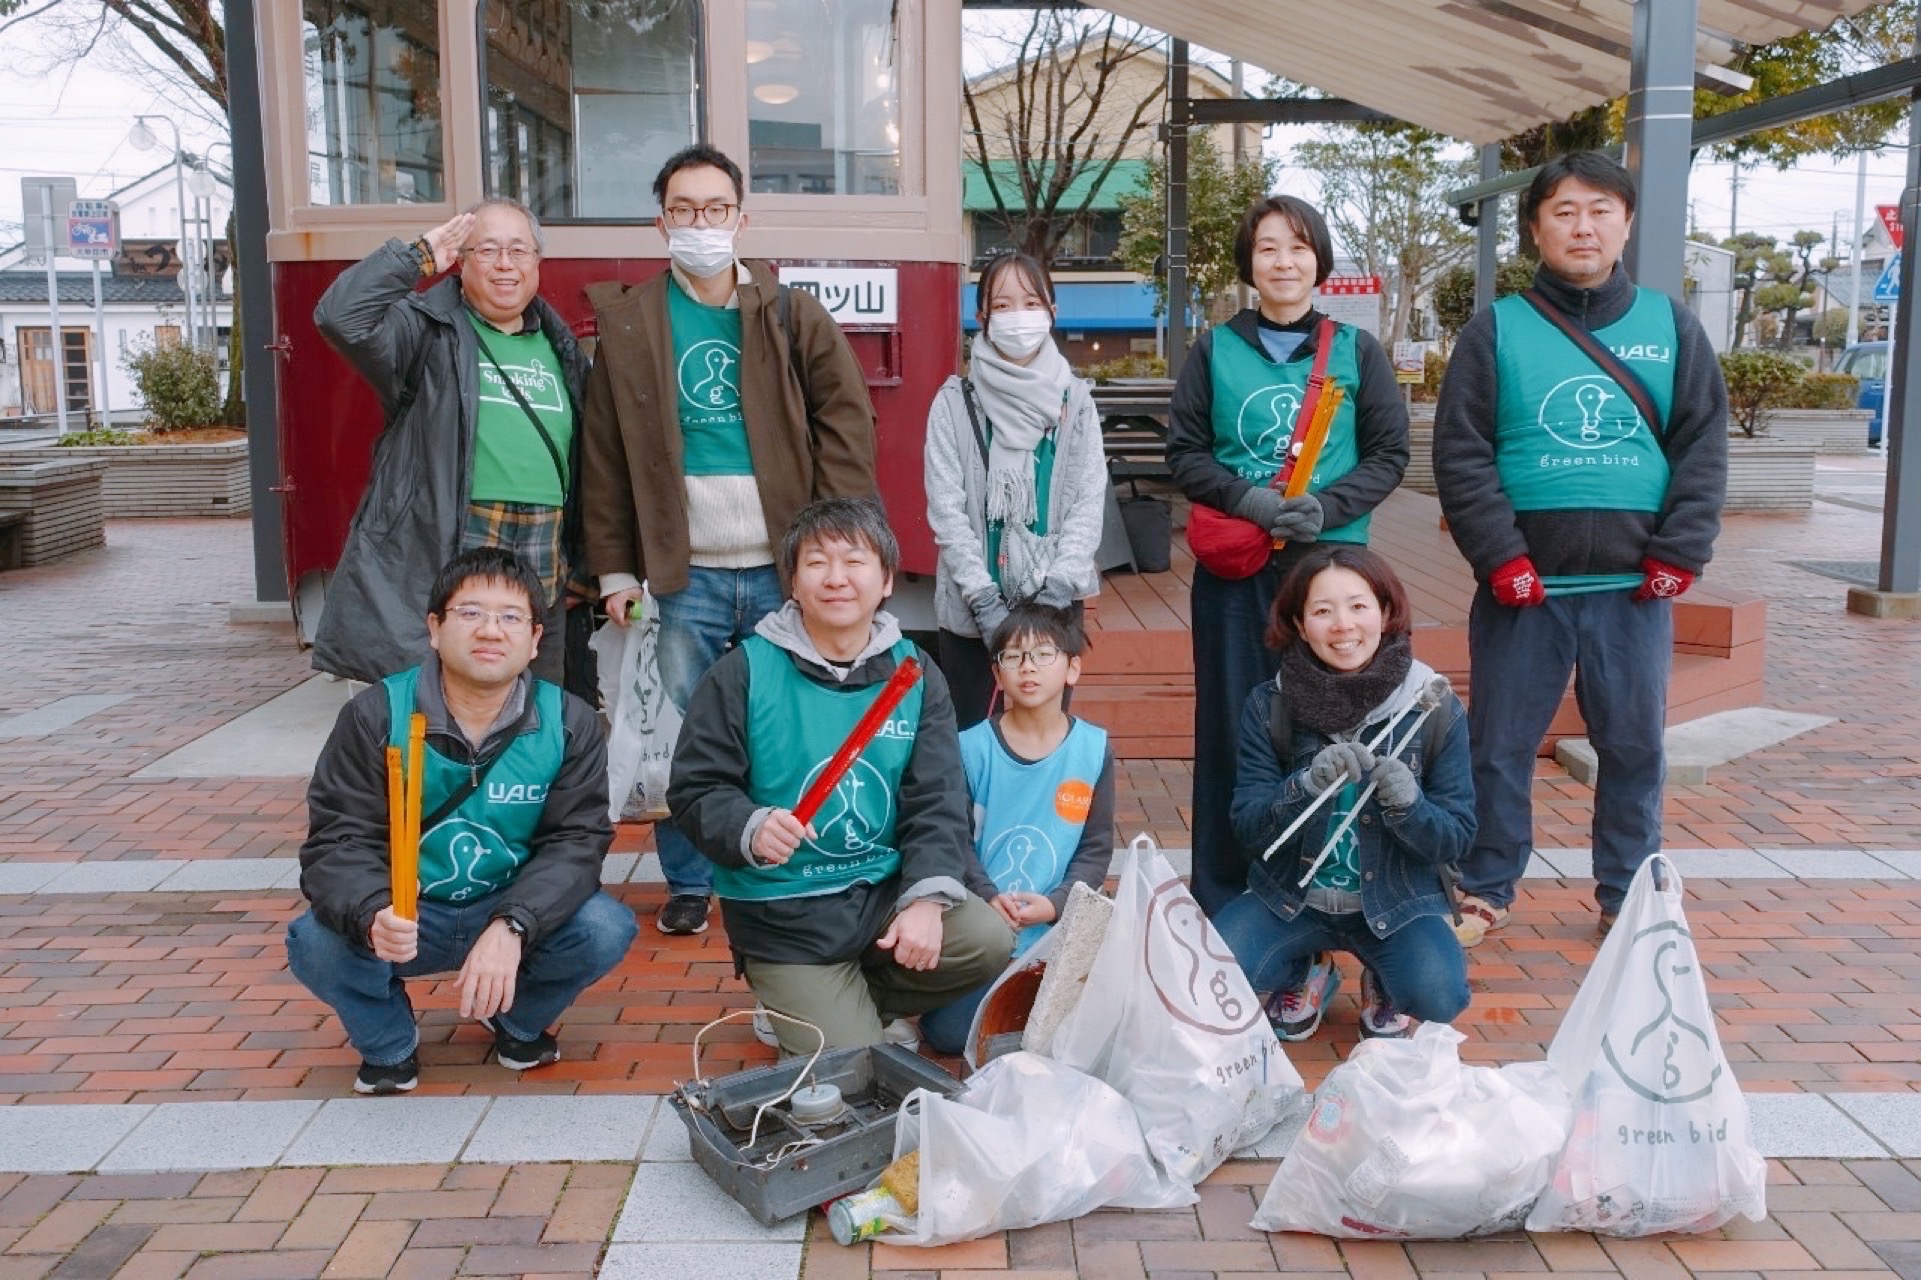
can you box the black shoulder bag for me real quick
[1521,287,1668,444]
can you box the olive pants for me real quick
[744,896,1014,1056]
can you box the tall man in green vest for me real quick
[1434,151,1728,944]
[583,144,878,941]
[288,548,638,1095]
[668,498,1014,1055]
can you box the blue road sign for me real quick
[1873,251,1902,304]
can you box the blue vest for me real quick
[960,717,1107,954]
[382,670,565,904]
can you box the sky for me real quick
[0,10,1912,263]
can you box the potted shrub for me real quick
[1718,350,1816,511]
[1763,370,1872,453]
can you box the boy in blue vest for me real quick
[918,603,1116,1056]
[668,498,1015,1055]
[287,547,638,1094]
[1434,151,1727,943]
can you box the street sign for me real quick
[1392,340,1425,385]
[19,176,78,263]
[1878,203,1904,251]
[65,199,118,260]
[1873,251,1902,304]
[1316,274,1384,335]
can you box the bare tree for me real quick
[963,10,1166,269]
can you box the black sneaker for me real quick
[657,894,711,936]
[354,1054,418,1095]
[479,1016,560,1071]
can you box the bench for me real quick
[0,511,24,570]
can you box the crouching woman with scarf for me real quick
[924,252,1108,729]
[1216,545,1475,1043]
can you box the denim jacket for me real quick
[1229,664,1476,937]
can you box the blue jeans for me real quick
[285,890,638,1066]
[654,565,786,896]
[1213,892,1469,1025]
[919,980,991,1057]
[1459,587,1671,915]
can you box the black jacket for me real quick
[1432,264,1727,579]
[299,659,612,949]
[1166,309,1410,525]
[666,614,978,965]
[310,242,589,683]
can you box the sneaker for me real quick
[479,1016,560,1071]
[657,894,710,936]
[354,1054,418,1095]
[1263,952,1341,1043]
[882,1018,921,1053]
[1452,894,1509,948]
[1359,968,1413,1039]
[750,1005,780,1048]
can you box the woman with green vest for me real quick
[1167,195,1409,916]
[924,252,1108,729]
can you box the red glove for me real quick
[1635,557,1695,601]
[1489,555,1546,608]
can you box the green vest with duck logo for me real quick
[716,635,925,903]
[1492,290,1675,514]
[383,669,565,904]
[1208,323,1368,543]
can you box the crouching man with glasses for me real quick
[312,197,588,691]
[288,548,637,1095]
[582,144,880,940]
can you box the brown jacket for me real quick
[580,260,878,595]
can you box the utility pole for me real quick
[1849,148,1868,347]
[1729,165,1741,239]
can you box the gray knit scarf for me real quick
[966,332,1075,599]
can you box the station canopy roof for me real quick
[1095,0,1893,143]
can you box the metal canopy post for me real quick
[227,0,289,606]
[1853,29,1921,612]
[1474,143,1501,313]
[1166,38,1191,381]
[1621,0,1696,300]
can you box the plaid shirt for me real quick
[461,501,566,606]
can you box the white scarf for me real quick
[966,333,1075,597]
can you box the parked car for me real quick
[1835,341,1888,446]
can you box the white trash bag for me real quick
[886,1051,1193,1245]
[1049,835,1305,1184]
[1526,855,1766,1236]
[1252,1023,1571,1239]
[589,590,683,823]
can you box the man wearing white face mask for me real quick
[923,252,1108,728]
[582,144,878,937]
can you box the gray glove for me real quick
[1032,576,1075,610]
[1307,741,1374,793]
[1270,494,1324,543]
[966,586,1010,640]
[1371,757,1420,811]
[1232,486,1287,532]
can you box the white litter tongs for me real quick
[1255,674,1451,888]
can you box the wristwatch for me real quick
[498,916,528,941]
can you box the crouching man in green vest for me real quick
[287,547,638,1095]
[668,497,1015,1055]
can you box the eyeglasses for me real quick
[461,243,538,265]
[993,646,1062,672]
[446,605,533,630]
[662,202,739,228]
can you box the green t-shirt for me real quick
[467,313,572,506]
[667,277,756,476]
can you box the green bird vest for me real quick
[383,670,566,904]
[1208,323,1369,543]
[717,635,925,903]
[1492,290,1675,515]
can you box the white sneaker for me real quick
[750,1005,780,1048]
[882,1018,921,1052]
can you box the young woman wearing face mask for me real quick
[923,253,1109,729]
[1165,195,1410,918]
